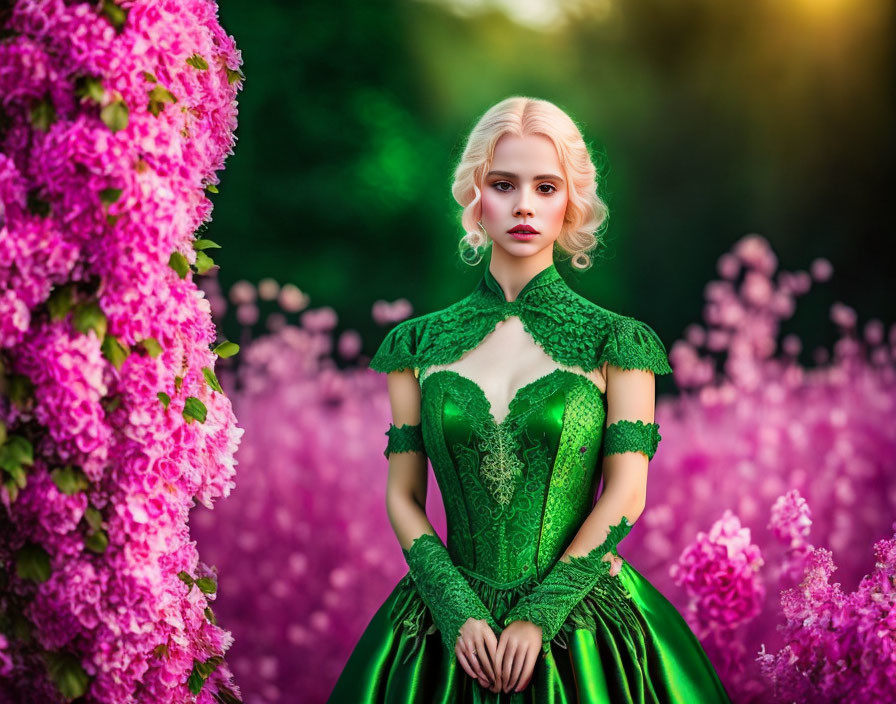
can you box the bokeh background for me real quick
[187,0,895,702]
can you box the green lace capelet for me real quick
[369,261,672,379]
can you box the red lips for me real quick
[508,224,539,234]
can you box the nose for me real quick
[513,190,535,218]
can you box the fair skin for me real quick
[385,132,653,694]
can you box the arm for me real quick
[383,368,501,654]
[501,364,658,653]
[564,365,655,561]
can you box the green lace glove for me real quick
[384,422,425,458]
[403,532,501,654]
[501,516,633,654]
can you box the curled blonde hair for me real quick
[452,96,609,270]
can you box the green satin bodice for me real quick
[422,367,606,587]
[370,260,672,589]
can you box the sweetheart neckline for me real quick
[421,367,606,426]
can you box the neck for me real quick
[487,250,556,303]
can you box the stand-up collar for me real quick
[481,261,563,304]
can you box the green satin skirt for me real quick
[328,558,733,703]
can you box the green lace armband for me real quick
[604,419,661,460]
[403,532,501,654]
[384,422,425,458]
[501,516,633,654]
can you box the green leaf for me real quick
[182,397,207,424]
[212,341,239,358]
[46,283,75,321]
[83,506,103,532]
[204,606,217,625]
[3,476,20,503]
[168,251,190,279]
[4,463,26,490]
[0,420,6,446]
[7,374,35,408]
[186,54,208,70]
[101,333,129,371]
[72,301,108,338]
[142,71,157,83]
[148,85,177,117]
[100,98,129,132]
[157,391,171,409]
[46,651,89,699]
[51,465,90,495]
[137,337,163,358]
[74,75,105,103]
[192,239,221,251]
[201,367,223,393]
[85,529,108,554]
[152,642,169,658]
[187,656,224,695]
[29,96,56,132]
[194,250,215,275]
[177,571,194,586]
[26,188,51,217]
[174,375,183,393]
[99,187,122,206]
[195,577,216,594]
[16,543,51,582]
[101,0,128,29]
[187,660,205,695]
[205,183,219,194]
[225,67,244,85]
[0,434,34,474]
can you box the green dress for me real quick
[329,261,732,703]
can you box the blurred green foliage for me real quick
[211,0,894,377]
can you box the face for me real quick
[480,133,569,259]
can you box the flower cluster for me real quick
[757,526,896,701]
[0,0,244,701]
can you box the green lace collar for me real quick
[480,261,564,304]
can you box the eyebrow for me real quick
[486,170,565,182]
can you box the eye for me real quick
[538,183,557,194]
[492,181,513,192]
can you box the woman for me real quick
[328,97,732,703]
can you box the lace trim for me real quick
[501,516,634,654]
[400,532,500,656]
[383,422,425,458]
[604,419,662,460]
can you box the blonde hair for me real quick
[452,96,609,270]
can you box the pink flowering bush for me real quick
[0,0,244,701]
[192,235,894,703]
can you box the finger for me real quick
[493,634,507,691]
[455,647,477,681]
[617,556,625,575]
[484,629,500,691]
[502,642,517,691]
[515,645,539,692]
[507,643,525,692]
[477,633,496,684]
[466,639,487,683]
[610,555,623,577]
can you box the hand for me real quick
[601,551,624,577]
[492,619,541,693]
[455,617,499,690]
